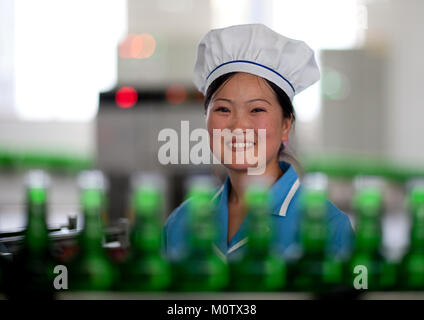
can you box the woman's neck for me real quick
[227,159,284,204]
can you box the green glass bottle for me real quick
[399,178,424,290]
[69,170,116,291]
[119,173,171,291]
[230,181,285,291]
[346,176,392,291]
[173,176,228,292]
[9,170,55,298]
[292,173,343,294]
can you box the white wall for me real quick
[0,120,94,159]
[0,0,15,118]
[118,0,212,88]
[366,0,424,164]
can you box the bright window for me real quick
[13,0,127,121]
[210,0,253,28]
[272,0,367,122]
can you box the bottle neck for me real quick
[354,191,382,252]
[25,189,49,254]
[80,206,105,253]
[300,191,328,254]
[130,214,161,254]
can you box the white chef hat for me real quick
[193,24,320,101]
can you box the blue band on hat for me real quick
[206,60,295,94]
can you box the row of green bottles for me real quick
[0,170,348,295]
[343,176,424,292]
[66,173,424,293]
[3,169,424,295]
[0,170,169,295]
[68,171,173,292]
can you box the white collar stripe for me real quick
[278,178,300,217]
[227,237,248,254]
[212,244,227,262]
[211,184,224,202]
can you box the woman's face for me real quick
[206,72,291,172]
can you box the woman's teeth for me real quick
[227,142,255,148]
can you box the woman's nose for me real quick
[228,110,251,131]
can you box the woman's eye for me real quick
[251,107,265,113]
[215,106,230,112]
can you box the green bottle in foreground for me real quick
[346,176,395,291]
[398,178,424,290]
[69,171,116,291]
[230,181,285,291]
[8,170,55,298]
[173,176,228,292]
[119,173,171,291]
[293,173,343,293]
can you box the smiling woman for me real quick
[204,71,295,167]
[162,24,354,262]
[206,73,290,175]
[205,72,295,242]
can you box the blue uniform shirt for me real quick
[162,161,355,261]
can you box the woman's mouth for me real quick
[225,141,255,151]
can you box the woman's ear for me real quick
[281,115,292,143]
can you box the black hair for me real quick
[203,72,295,156]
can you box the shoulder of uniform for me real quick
[164,198,192,229]
[325,200,355,256]
[165,183,224,226]
[327,200,347,219]
[326,200,354,231]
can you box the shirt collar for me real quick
[269,161,300,216]
[212,161,300,217]
[211,161,300,255]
